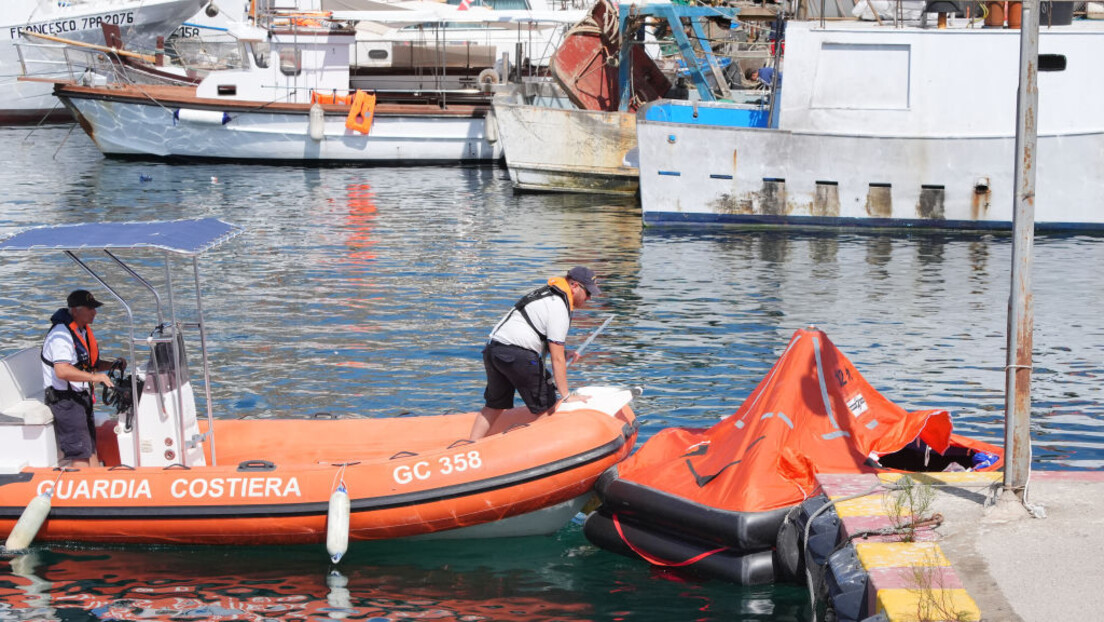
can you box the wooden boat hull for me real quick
[53,82,503,163]
[0,398,636,545]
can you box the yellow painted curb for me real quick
[878,471,1002,486]
[833,494,890,517]
[876,587,981,622]
[855,542,949,568]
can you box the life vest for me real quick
[509,277,573,352]
[345,90,377,135]
[41,308,99,391]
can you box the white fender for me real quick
[5,489,52,551]
[326,570,352,610]
[326,484,350,563]
[309,104,326,142]
[174,108,230,126]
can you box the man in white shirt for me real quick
[41,290,125,467]
[468,267,600,441]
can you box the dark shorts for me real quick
[48,391,96,461]
[482,341,557,414]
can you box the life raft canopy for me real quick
[0,218,244,469]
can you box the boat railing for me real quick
[14,40,109,84]
[806,0,1080,29]
[16,30,248,89]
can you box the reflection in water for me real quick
[0,534,809,622]
[1,127,1104,619]
[344,183,379,265]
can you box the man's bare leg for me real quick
[468,406,504,441]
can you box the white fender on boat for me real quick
[173,108,231,126]
[4,489,52,551]
[326,483,350,563]
[309,104,326,142]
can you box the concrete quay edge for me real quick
[816,470,1104,621]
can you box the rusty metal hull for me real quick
[494,98,638,195]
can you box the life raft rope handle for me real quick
[611,512,729,568]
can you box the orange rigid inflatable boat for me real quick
[1,396,636,546]
[0,219,637,552]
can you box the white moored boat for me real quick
[1,0,204,124]
[639,8,1104,231]
[51,18,502,163]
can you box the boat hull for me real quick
[0,0,204,124]
[639,119,1104,231]
[0,401,637,545]
[55,83,503,163]
[639,21,1104,231]
[494,97,638,195]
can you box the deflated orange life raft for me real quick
[0,388,636,546]
[585,327,1002,583]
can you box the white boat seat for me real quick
[0,347,53,426]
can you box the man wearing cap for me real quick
[469,267,600,441]
[41,290,126,468]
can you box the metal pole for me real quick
[193,257,218,467]
[165,253,188,466]
[1003,0,1039,499]
[104,250,164,326]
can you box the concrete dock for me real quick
[816,470,1104,621]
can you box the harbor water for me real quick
[1,126,1103,621]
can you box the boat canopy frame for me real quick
[0,218,243,468]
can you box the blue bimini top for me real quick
[0,218,242,256]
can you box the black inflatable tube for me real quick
[595,470,792,552]
[584,509,779,585]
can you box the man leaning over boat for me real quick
[40,290,126,468]
[468,267,601,441]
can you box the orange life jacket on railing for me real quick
[345,90,377,135]
[311,91,356,106]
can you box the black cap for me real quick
[67,289,103,309]
[567,266,600,297]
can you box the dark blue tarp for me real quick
[0,219,242,256]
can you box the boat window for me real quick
[279,48,302,76]
[368,49,389,60]
[249,42,270,68]
[811,43,910,110]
